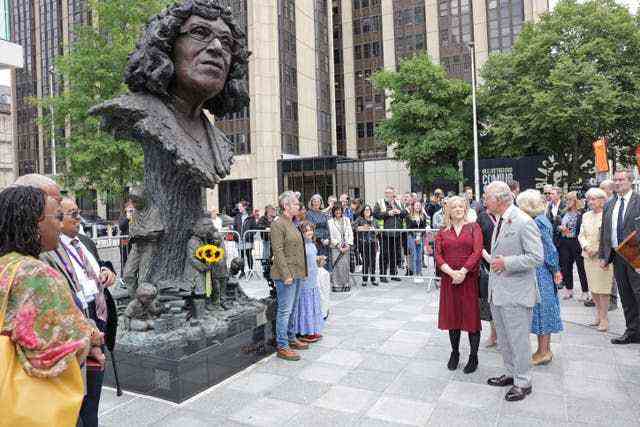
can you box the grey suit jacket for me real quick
[598,192,640,265]
[489,205,544,307]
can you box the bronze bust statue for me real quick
[90,0,249,290]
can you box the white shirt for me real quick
[611,190,632,248]
[60,234,101,302]
[549,201,560,217]
[212,216,223,232]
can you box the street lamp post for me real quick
[468,42,480,202]
[48,66,56,176]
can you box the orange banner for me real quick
[635,146,640,172]
[593,138,609,172]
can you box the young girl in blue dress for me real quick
[291,221,325,342]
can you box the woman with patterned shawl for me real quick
[0,186,99,379]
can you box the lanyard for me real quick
[62,242,89,272]
[55,248,79,290]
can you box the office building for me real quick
[0,85,13,188]
[9,0,548,215]
[1,0,23,188]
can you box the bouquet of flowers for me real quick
[196,244,225,265]
[195,244,225,298]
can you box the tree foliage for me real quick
[372,54,472,188]
[34,0,172,197]
[479,0,640,186]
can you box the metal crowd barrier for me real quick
[94,234,130,277]
[241,229,271,280]
[238,227,441,292]
[350,228,440,291]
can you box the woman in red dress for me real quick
[435,196,483,374]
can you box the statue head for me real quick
[136,282,158,305]
[125,0,250,117]
[229,257,243,276]
[193,215,217,239]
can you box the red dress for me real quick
[436,222,483,332]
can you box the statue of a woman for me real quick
[90,0,249,289]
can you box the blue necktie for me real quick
[617,197,625,246]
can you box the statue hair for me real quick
[124,0,250,117]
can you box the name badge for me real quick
[76,290,88,310]
[81,276,99,298]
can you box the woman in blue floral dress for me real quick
[517,190,563,366]
[291,221,325,343]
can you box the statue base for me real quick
[103,297,276,403]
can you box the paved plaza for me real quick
[98,278,640,426]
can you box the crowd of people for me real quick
[251,173,640,403]
[3,171,640,426]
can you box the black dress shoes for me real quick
[391,277,402,282]
[505,385,532,402]
[611,332,640,345]
[487,375,514,387]
[380,277,389,283]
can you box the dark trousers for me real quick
[79,302,106,427]
[613,254,640,337]
[361,241,377,281]
[558,237,588,292]
[380,234,400,276]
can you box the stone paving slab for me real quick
[99,277,640,426]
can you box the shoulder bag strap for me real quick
[0,261,24,331]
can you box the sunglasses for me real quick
[44,212,64,222]
[64,211,81,219]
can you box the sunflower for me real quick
[196,244,224,265]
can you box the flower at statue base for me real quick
[196,244,224,265]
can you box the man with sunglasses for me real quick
[43,197,117,427]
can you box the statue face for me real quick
[173,15,232,101]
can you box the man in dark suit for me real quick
[42,197,117,427]
[599,170,640,344]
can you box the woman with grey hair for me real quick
[578,187,613,332]
[306,194,332,270]
[270,191,309,361]
[517,189,562,366]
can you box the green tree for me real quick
[34,0,171,197]
[372,54,472,188]
[479,0,640,186]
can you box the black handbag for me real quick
[479,262,490,299]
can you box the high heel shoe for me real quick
[588,319,601,327]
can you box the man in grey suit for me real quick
[484,181,544,402]
[599,170,640,345]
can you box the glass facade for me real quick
[332,0,346,156]
[438,0,473,81]
[11,0,90,176]
[352,0,386,160]
[0,0,10,40]
[315,0,332,156]
[215,0,251,156]
[278,156,365,205]
[392,0,427,64]
[486,0,525,53]
[278,0,300,155]
[12,0,39,175]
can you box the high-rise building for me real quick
[333,0,549,162]
[10,0,91,177]
[0,85,13,188]
[1,0,22,187]
[9,1,549,214]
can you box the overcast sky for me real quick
[1,0,638,88]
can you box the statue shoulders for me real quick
[89,93,177,142]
